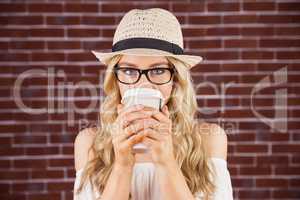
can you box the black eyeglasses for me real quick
[113,64,176,85]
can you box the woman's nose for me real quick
[135,74,158,89]
[135,73,155,88]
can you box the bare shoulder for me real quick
[197,122,228,160]
[74,127,98,171]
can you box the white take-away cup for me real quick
[121,88,164,153]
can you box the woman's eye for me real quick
[121,69,138,76]
[151,69,166,75]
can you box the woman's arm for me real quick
[74,128,134,200]
[99,164,133,200]
[156,161,195,200]
[155,123,229,200]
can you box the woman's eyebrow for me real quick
[118,62,170,68]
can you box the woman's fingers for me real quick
[142,106,170,124]
[114,104,170,149]
[121,112,152,128]
[113,104,151,141]
[138,128,166,141]
[115,118,158,143]
[124,118,158,135]
[117,104,144,116]
[113,129,136,143]
[142,137,156,147]
[123,133,145,148]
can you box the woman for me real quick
[73,8,233,200]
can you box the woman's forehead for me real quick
[118,55,169,65]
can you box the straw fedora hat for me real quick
[91,8,203,69]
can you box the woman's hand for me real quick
[136,105,176,167]
[111,104,152,168]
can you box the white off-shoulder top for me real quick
[73,157,233,200]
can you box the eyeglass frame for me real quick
[113,63,177,85]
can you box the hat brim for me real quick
[91,48,203,69]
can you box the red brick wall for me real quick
[1,1,299,199]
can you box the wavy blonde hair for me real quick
[76,54,216,199]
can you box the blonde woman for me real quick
[73,8,233,200]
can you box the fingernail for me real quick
[136,104,144,109]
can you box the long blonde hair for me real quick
[76,54,216,199]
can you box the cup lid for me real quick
[122,88,164,100]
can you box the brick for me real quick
[0,147,24,158]
[224,39,257,48]
[27,193,61,200]
[0,3,26,12]
[273,190,300,199]
[259,15,300,23]
[275,27,300,36]
[206,27,240,35]
[240,166,271,175]
[260,39,300,47]
[30,29,64,37]
[239,190,271,198]
[25,147,59,155]
[256,178,288,187]
[31,52,65,62]
[275,167,300,175]
[208,3,239,12]
[31,170,64,179]
[47,181,73,191]
[277,51,300,59]
[14,136,47,144]
[242,51,274,59]
[241,27,274,36]
[67,52,95,61]
[101,3,136,13]
[50,134,75,143]
[272,144,300,153]
[257,156,289,165]
[13,182,45,192]
[0,16,43,25]
[10,41,45,49]
[0,29,29,37]
[82,41,112,50]
[188,16,221,24]
[47,41,81,49]
[224,15,257,23]
[278,2,300,11]
[28,3,63,12]
[236,144,268,153]
[67,29,100,37]
[64,3,98,12]
[189,40,221,49]
[172,3,204,12]
[0,171,29,180]
[14,159,47,168]
[228,156,254,165]
[232,178,254,188]
[243,2,275,11]
[49,158,74,167]
[229,133,255,142]
[81,16,115,25]
[46,16,80,25]
[0,53,29,62]
[202,51,239,60]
